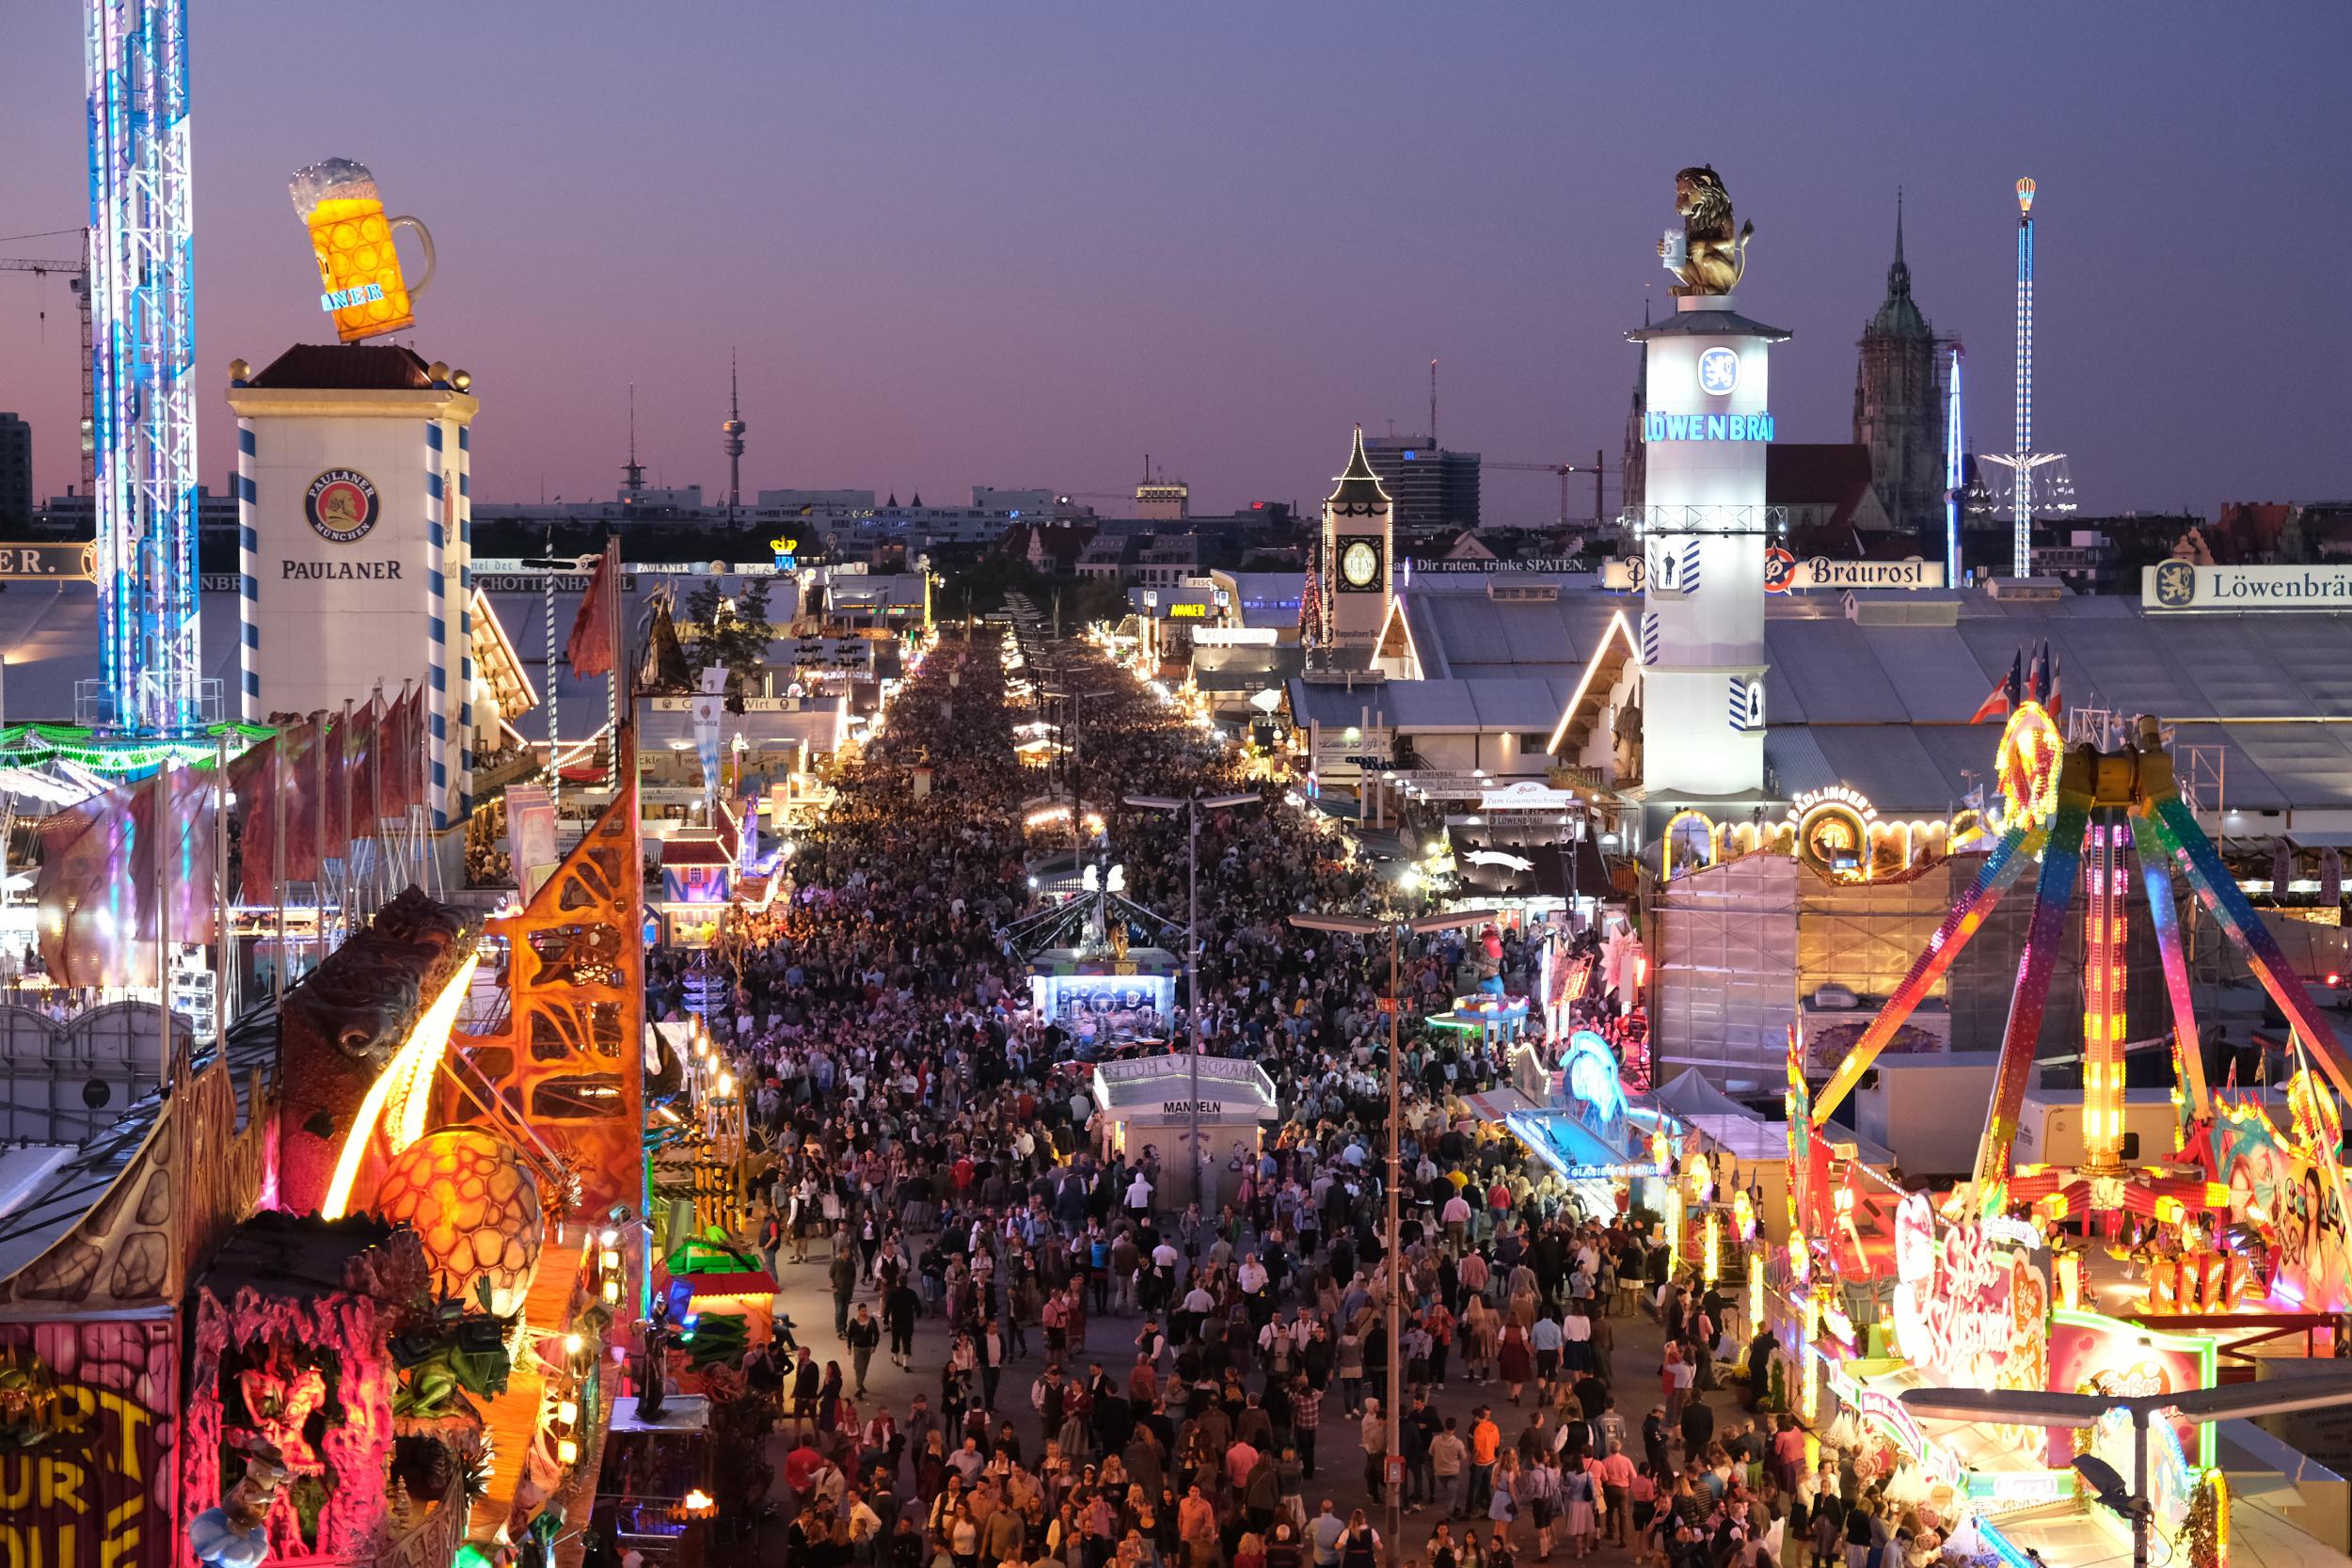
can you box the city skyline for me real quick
[1,1,2346,520]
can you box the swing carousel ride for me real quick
[1743,699,2352,1567]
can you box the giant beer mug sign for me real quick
[290,158,436,342]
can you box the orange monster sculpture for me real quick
[443,771,644,1227]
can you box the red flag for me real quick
[230,736,278,907]
[279,713,324,882]
[381,687,420,818]
[35,766,217,989]
[346,694,382,835]
[321,705,349,856]
[566,555,615,677]
[35,784,136,989]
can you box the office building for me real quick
[0,413,30,528]
[1360,435,1479,536]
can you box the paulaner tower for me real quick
[1635,165,1784,808]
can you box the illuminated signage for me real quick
[1803,559,1943,590]
[1786,784,1878,824]
[1820,1355,1965,1487]
[1698,346,1740,394]
[293,156,435,343]
[1644,410,1775,443]
[1604,554,1942,592]
[0,543,97,580]
[1405,557,1592,575]
[1892,1194,2044,1386]
[319,281,386,311]
[1167,602,1208,618]
[2145,561,2352,610]
[2047,1307,2218,1469]
[476,572,640,594]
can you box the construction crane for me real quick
[1487,451,1609,528]
[0,231,95,488]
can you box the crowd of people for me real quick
[648,629,1956,1568]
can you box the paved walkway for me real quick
[755,1227,1759,1563]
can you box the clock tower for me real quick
[1321,425,1392,658]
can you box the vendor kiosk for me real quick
[1090,1054,1279,1210]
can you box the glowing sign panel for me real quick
[291,156,436,344]
[1643,411,1775,443]
[1697,346,1740,394]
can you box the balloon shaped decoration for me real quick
[374,1128,543,1315]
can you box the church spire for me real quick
[1886,188,1912,299]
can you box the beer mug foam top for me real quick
[290,157,435,344]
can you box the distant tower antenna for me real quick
[2013,179,2034,578]
[1429,357,1438,447]
[1979,178,2055,578]
[1943,341,1965,582]
[721,349,746,520]
[622,382,645,499]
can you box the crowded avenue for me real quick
[713,628,1833,1568]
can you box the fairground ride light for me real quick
[322,953,483,1218]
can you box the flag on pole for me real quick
[346,693,382,835]
[321,705,350,857]
[280,711,326,879]
[380,686,420,818]
[1968,648,2025,723]
[566,553,615,677]
[36,767,217,989]
[229,736,278,907]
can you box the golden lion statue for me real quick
[1661,165,1754,297]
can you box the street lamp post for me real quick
[1291,905,1499,1568]
[1128,790,1258,1206]
[1046,687,1112,865]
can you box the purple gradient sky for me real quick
[2,1,2347,521]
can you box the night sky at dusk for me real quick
[2,1,2347,521]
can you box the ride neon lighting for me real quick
[321,954,484,1218]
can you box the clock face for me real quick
[1340,539,1381,590]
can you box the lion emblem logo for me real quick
[2154,560,2197,607]
[1660,165,1755,297]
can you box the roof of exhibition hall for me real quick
[1283,574,2352,815]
